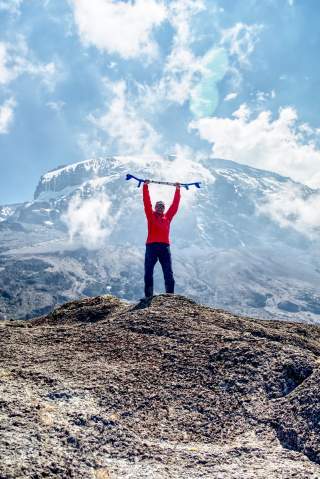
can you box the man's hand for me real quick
[145,179,150,185]
[175,182,181,189]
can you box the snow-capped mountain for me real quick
[1,156,320,322]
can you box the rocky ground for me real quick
[1,294,320,478]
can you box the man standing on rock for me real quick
[143,180,181,298]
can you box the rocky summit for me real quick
[1,294,320,478]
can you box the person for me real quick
[143,179,181,298]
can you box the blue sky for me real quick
[1,0,320,203]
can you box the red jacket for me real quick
[143,183,181,244]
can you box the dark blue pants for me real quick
[144,242,175,297]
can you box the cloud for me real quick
[190,105,320,188]
[88,80,161,155]
[135,0,209,111]
[220,22,263,65]
[62,192,115,249]
[28,61,58,91]
[46,100,65,112]
[0,38,58,89]
[162,0,205,103]
[0,0,22,15]
[232,103,250,119]
[136,2,230,121]
[256,90,276,104]
[157,15,262,115]
[224,92,238,101]
[70,0,167,60]
[258,183,320,239]
[0,43,15,84]
[164,144,216,195]
[81,2,227,123]
[0,97,16,134]
[72,0,213,123]
[189,47,229,119]
[217,22,263,99]
[136,7,261,121]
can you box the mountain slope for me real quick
[1,295,320,478]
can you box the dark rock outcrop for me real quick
[1,294,320,478]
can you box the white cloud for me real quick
[28,61,58,91]
[190,105,320,188]
[0,38,58,89]
[157,143,214,183]
[0,0,22,15]
[88,80,161,155]
[166,144,216,193]
[258,184,320,239]
[220,22,263,65]
[158,0,206,104]
[224,92,238,101]
[62,192,115,249]
[0,97,16,134]
[256,90,276,103]
[98,2,225,120]
[46,100,65,112]
[135,1,230,122]
[232,103,250,119]
[136,0,207,111]
[70,0,167,60]
[0,43,15,84]
[168,0,205,45]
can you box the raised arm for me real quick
[143,182,153,219]
[166,184,181,221]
